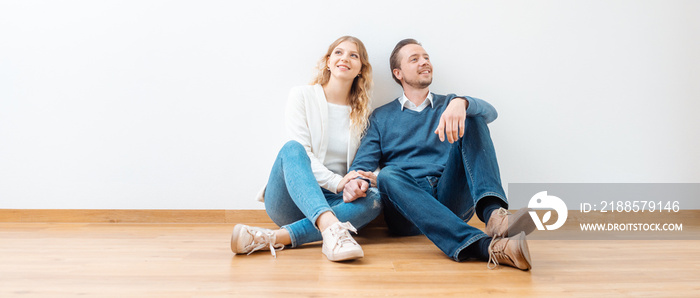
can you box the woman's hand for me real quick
[357,170,377,187]
[337,171,360,193]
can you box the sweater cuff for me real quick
[464,97,477,115]
[354,177,371,187]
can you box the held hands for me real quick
[357,170,377,187]
[339,170,375,203]
[336,171,361,193]
[343,179,369,203]
[434,97,468,143]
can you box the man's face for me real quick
[394,44,432,89]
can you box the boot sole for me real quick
[230,224,245,254]
[506,208,537,237]
[516,231,532,270]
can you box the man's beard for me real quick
[404,75,432,89]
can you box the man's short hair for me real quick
[389,38,421,86]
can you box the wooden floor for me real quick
[1,221,699,297]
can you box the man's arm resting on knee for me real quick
[435,95,499,143]
[461,95,498,123]
[435,97,468,143]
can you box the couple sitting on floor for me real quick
[230,36,535,271]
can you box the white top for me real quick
[398,92,434,112]
[324,102,351,176]
[256,84,363,202]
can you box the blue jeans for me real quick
[264,141,382,248]
[377,117,507,261]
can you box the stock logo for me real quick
[528,191,568,231]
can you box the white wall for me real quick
[1,0,698,209]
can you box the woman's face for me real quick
[326,40,362,82]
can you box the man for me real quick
[344,39,535,270]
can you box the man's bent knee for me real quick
[464,116,488,129]
[377,166,413,194]
[377,166,402,183]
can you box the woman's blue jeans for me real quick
[264,141,382,248]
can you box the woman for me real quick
[231,36,381,262]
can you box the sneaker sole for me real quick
[322,245,364,262]
[506,208,537,237]
[516,231,532,270]
[230,224,245,254]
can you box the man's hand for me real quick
[434,97,468,143]
[357,170,377,187]
[342,179,369,203]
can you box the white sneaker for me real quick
[230,224,284,258]
[321,222,364,261]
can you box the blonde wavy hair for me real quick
[311,36,373,138]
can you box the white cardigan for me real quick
[256,84,361,202]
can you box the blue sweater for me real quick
[349,93,497,180]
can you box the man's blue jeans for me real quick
[377,117,507,261]
[264,141,382,248]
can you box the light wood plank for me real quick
[1,221,699,296]
[3,209,697,225]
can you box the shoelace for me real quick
[329,222,358,251]
[495,207,508,218]
[245,228,284,258]
[492,208,509,237]
[487,236,511,269]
